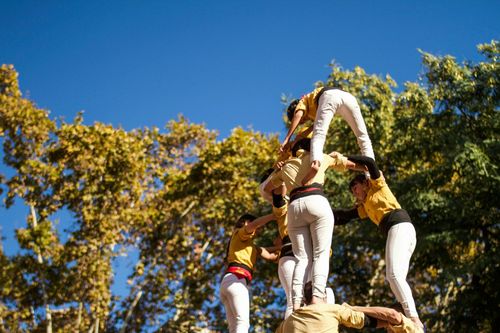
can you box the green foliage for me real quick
[0,41,498,332]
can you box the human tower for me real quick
[220,87,425,333]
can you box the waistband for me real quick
[314,87,340,104]
[379,209,412,236]
[225,262,253,284]
[290,183,324,203]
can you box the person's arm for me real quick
[333,207,360,226]
[344,160,368,172]
[335,305,368,330]
[272,186,287,209]
[327,152,367,172]
[259,246,279,262]
[245,214,275,234]
[280,110,304,152]
[293,125,313,141]
[350,305,403,327]
[347,155,380,179]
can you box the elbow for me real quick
[387,309,403,325]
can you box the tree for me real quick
[1,41,498,332]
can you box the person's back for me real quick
[276,303,365,333]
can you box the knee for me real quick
[386,269,405,284]
[386,308,403,325]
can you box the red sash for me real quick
[226,265,253,282]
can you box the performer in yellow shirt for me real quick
[348,304,425,333]
[334,155,423,330]
[275,282,373,333]
[220,213,278,333]
[280,87,374,168]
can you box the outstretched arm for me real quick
[347,155,381,179]
[245,214,275,234]
[333,207,360,226]
[350,305,403,328]
[259,246,279,262]
[280,110,304,152]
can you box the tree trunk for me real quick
[30,205,52,333]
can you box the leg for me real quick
[220,273,250,333]
[288,199,313,308]
[385,223,418,318]
[220,275,236,333]
[304,195,334,301]
[278,256,297,319]
[310,93,336,163]
[336,92,375,159]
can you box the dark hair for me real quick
[286,99,300,122]
[349,174,367,190]
[303,281,313,305]
[389,302,404,314]
[259,168,275,184]
[291,138,311,157]
[236,213,257,228]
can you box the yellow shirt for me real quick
[226,226,258,270]
[273,201,288,239]
[387,315,424,333]
[357,176,401,226]
[295,87,323,121]
[269,151,349,195]
[275,303,366,333]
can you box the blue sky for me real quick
[1,0,499,300]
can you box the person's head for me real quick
[286,99,300,123]
[291,138,311,157]
[235,213,257,228]
[349,174,369,202]
[389,302,404,314]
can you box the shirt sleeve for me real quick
[357,205,368,219]
[269,170,284,188]
[336,306,366,329]
[295,91,316,121]
[389,316,424,333]
[369,175,387,191]
[273,203,287,219]
[327,152,349,171]
[237,226,255,241]
[295,97,307,112]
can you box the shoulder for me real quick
[237,226,255,240]
[369,172,387,188]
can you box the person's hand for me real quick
[276,160,285,170]
[279,139,291,153]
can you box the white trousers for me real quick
[385,222,419,318]
[220,273,250,333]
[288,195,334,305]
[311,89,374,163]
[278,256,298,319]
